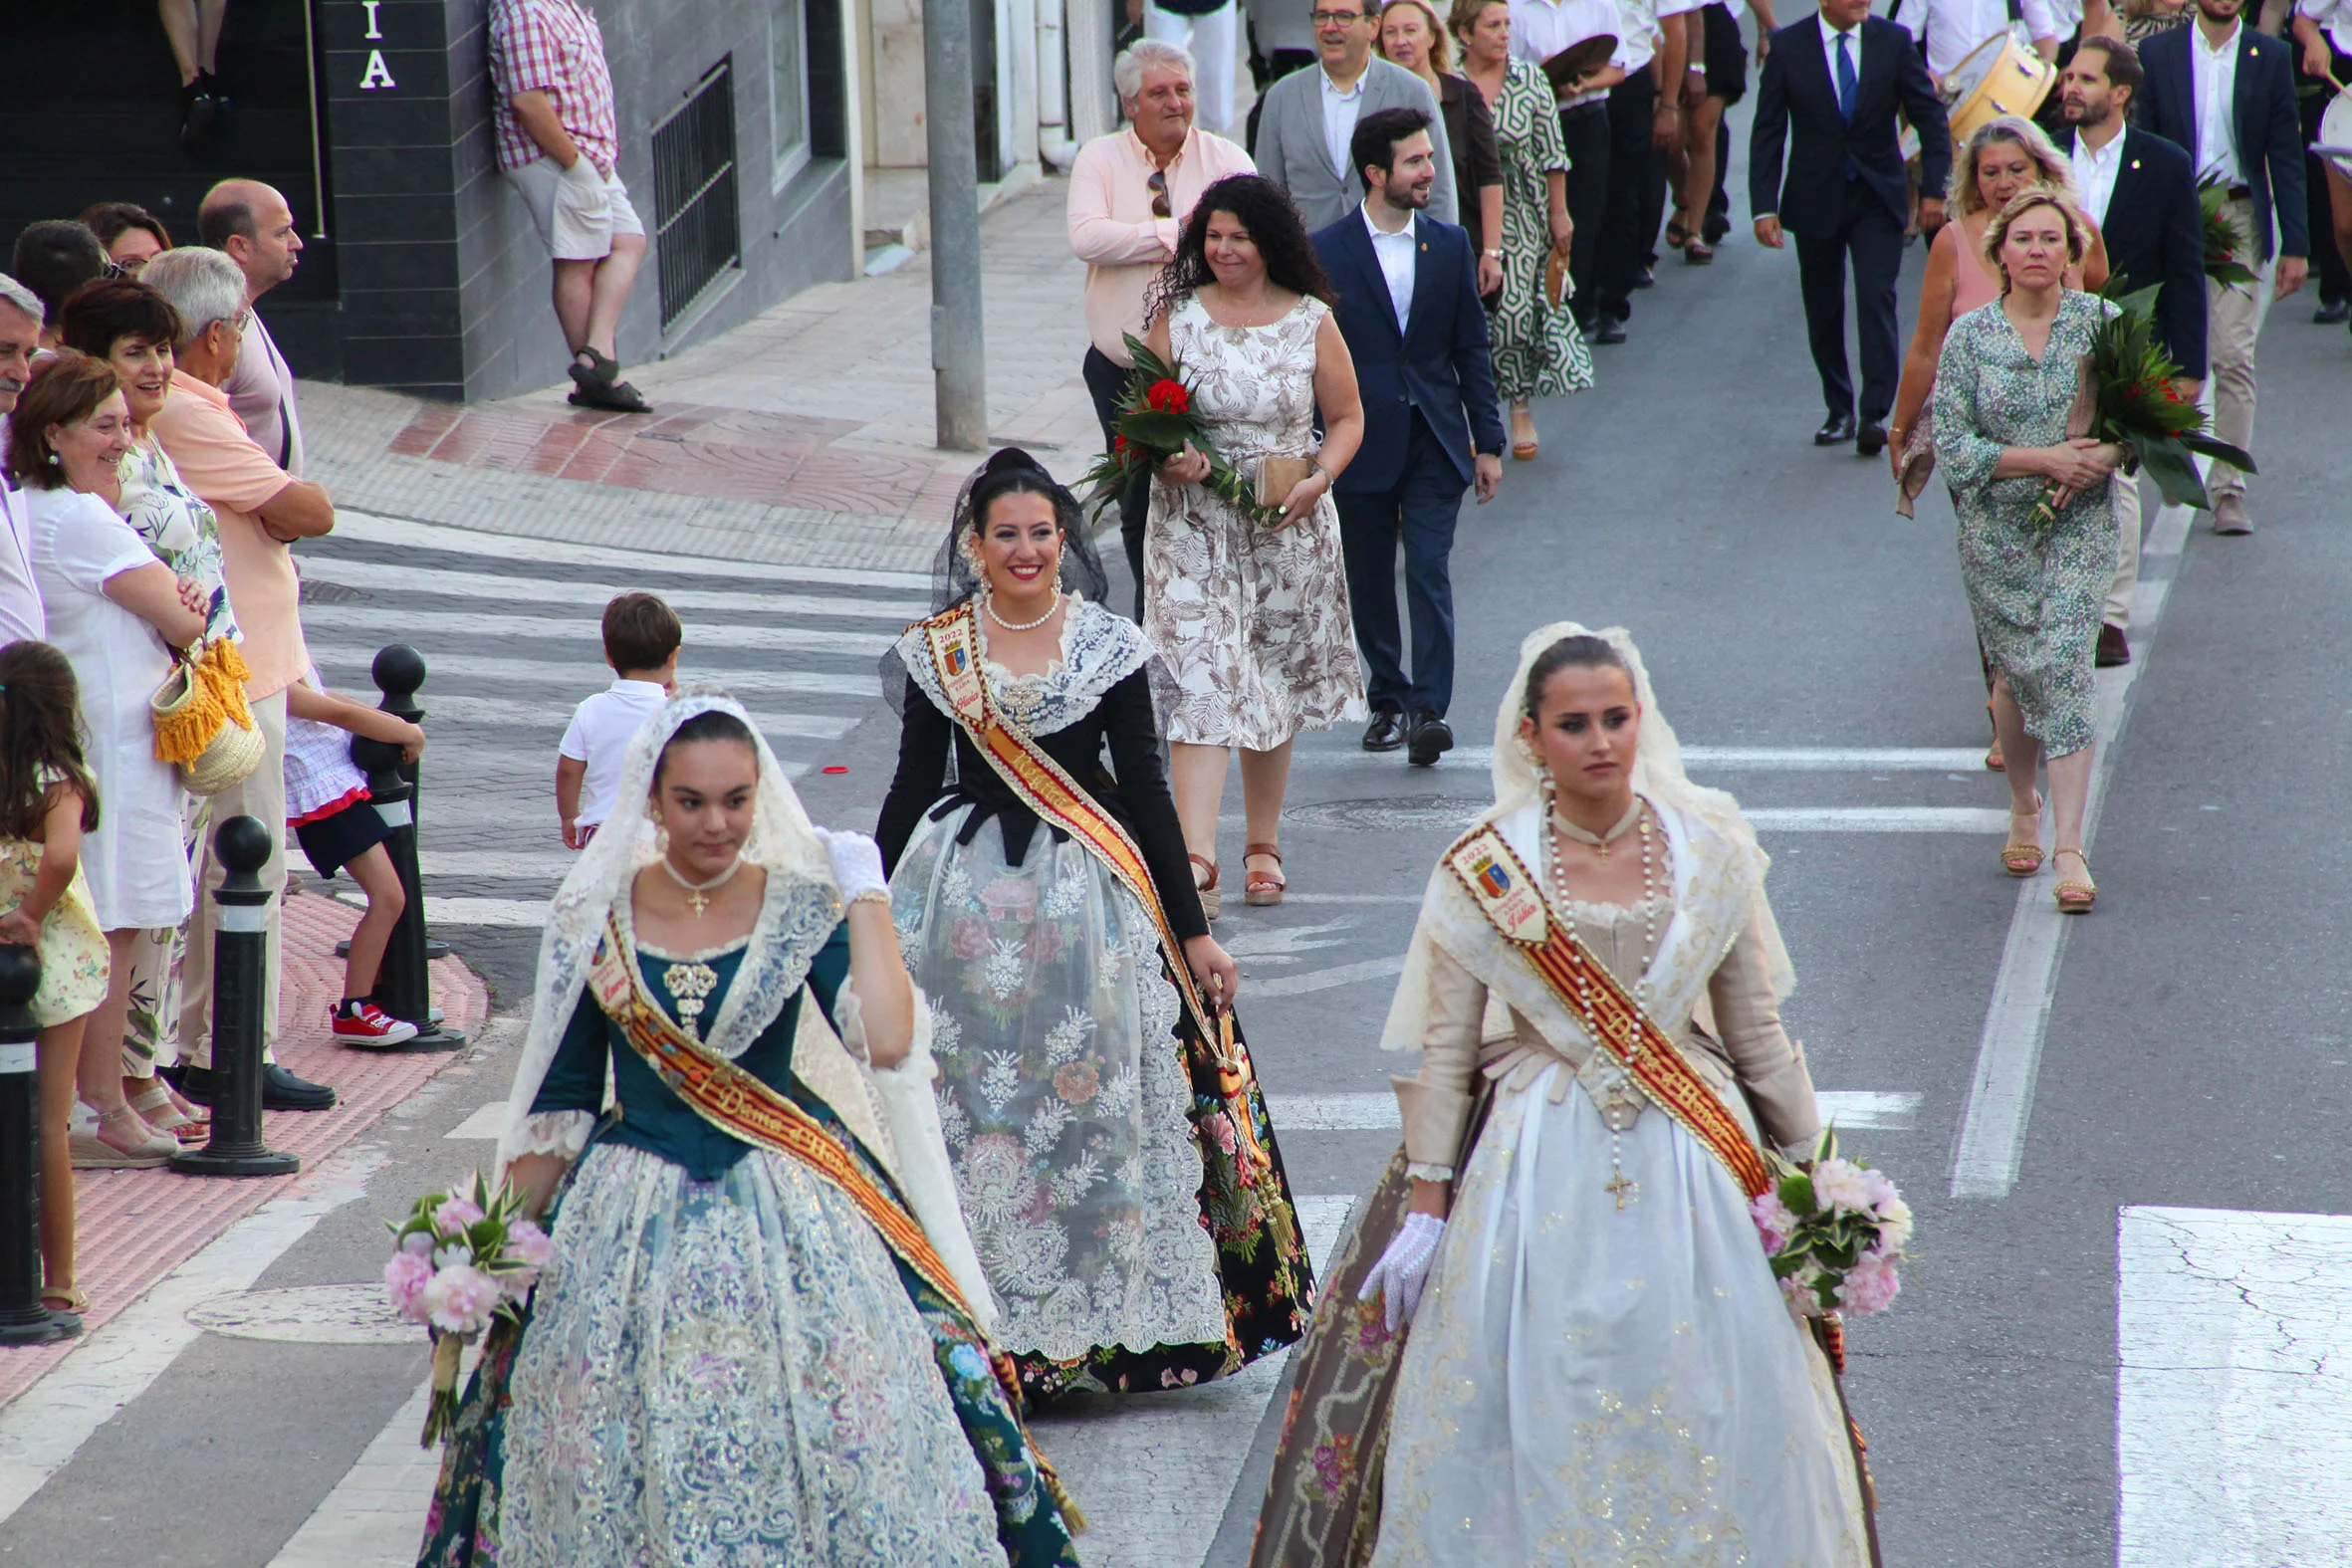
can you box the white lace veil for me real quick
[1378,622,1794,1051]
[495,686,835,1172]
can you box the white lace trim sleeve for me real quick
[514,1109,595,1160]
[1405,1161,1458,1184]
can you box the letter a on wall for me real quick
[359,48,397,90]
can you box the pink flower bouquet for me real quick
[1749,1130,1913,1319]
[384,1171,553,1445]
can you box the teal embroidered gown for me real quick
[415,916,1078,1568]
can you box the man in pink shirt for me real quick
[143,247,341,1112]
[1067,39,1256,614]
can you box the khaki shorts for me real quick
[507,155,644,262]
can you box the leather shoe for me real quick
[2095,623,2130,667]
[1855,420,1888,457]
[2317,299,2350,325]
[1814,412,1856,446]
[1406,712,1455,768]
[175,1063,340,1111]
[1363,710,1406,752]
[2212,496,2253,535]
[1587,318,1627,345]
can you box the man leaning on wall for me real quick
[487,0,653,412]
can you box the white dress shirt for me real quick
[2190,18,2243,186]
[1321,66,1371,177]
[2302,0,2352,54]
[1893,0,2012,80]
[1821,19,1866,101]
[2019,0,2082,45]
[1364,205,1419,334]
[2069,123,2126,224]
[0,476,42,644]
[1509,0,1623,107]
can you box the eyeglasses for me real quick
[100,260,133,281]
[1147,169,1171,219]
[1310,8,1367,22]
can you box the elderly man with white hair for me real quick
[1068,39,1257,613]
[0,274,43,642]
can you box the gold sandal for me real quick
[2052,849,2096,913]
[2001,795,2045,877]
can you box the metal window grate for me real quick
[651,59,742,327]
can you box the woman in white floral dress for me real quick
[1142,173,1367,914]
[880,450,1316,1400]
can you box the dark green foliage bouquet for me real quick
[1077,334,1280,526]
[2198,180,2261,290]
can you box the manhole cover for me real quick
[298,577,361,603]
[186,1283,415,1344]
[1283,796,1490,832]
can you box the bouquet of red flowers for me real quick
[1079,334,1281,526]
[2197,179,2260,290]
[2031,284,2253,528]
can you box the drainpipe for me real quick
[1037,0,1080,168]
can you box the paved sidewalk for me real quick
[303,177,1099,573]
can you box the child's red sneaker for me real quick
[333,1000,420,1048]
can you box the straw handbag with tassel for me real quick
[151,637,263,796]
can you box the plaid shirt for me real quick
[488,0,619,174]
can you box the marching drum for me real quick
[2314,89,2352,180]
[1943,29,2056,149]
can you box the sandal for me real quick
[1665,219,1691,251]
[2052,849,2097,913]
[1683,237,1715,264]
[1510,404,1538,461]
[1189,853,1221,921]
[1244,843,1287,907]
[566,347,652,413]
[40,1286,87,1336]
[71,1105,178,1169]
[127,1080,206,1143]
[2001,794,2045,877]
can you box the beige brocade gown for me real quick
[1373,876,1869,1566]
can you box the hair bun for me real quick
[982,446,1050,478]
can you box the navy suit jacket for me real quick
[2067,123,2209,378]
[2134,23,2307,261]
[1749,15,1949,236]
[1310,210,1504,494]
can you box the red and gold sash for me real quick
[586,914,985,1324]
[1443,823,1771,1201]
[920,600,1222,1045]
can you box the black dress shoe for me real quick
[1814,412,1856,445]
[2095,623,2131,667]
[1856,420,1888,457]
[1587,319,1627,345]
[2316,299,2350,325]
[1363,710,1406,752]
[1632,265,1655,290]
[177,1062,339,1111]
[1406,712,1455,768]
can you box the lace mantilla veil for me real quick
[1376,622,1796,1053]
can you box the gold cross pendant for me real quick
[1604,1171,1640,1211]
[683,888,710,916]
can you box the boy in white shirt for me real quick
[557,592,681,847]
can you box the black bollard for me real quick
[336,645,446,965]
[172,817,301,1177]
[0,944,68,1343]
[353,722,467,1053]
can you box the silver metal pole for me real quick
[923,0,990,451]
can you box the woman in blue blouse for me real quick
[417,691,1078,1568]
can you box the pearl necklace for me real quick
[660,851,745,917]
[984,588,1062,632]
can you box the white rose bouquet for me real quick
[382,1172,554,1445]
[1748,1131,1912,1318]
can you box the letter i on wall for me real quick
[359,0,397,90]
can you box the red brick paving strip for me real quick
[0,891,489,1409]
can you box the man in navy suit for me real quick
[2057,36,2205,667]
[1311,107,1504,767]
[1748,0,1949,455]
[2135,0,2307,535]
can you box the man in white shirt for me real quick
[1310,108,1504,765]
[1511,0,1628,322]
[2291,0,2352,318]
[197,180,307,477]
[1890,0,2015,81]
[1254,0,1459,229]
[0,275,43,644]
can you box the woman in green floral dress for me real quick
[1932,188,2123,914]
[1456,0,1594,460]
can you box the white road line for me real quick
[1816,1090,1921,1130]
[341,894,555,927]
[1950,501,2192,1199]
[443,1104,507,1140]
[307,644,879,699]
[1745,807,2008,833]
[2118,1206,2352,1566]
[415,849,580,880]
[266,1380,439,1568]
[403,695,858,739]
[1291,746,1988,771]
[1248,955,1409,998]
[304,555,926,622]
[0,1145,384,1525]
[1266,1090,1919,1133]
[331,509,932,590]
[301,603,896,657]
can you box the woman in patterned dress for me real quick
[1142,173,1366,913]
[878,450,1313,1400]
[1454,0,1594,461]
[1933,187,2123,913]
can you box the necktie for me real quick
[1835,33,1857,123]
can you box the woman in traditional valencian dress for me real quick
[417,691,1078,1568]
[879,449,1315,1401]
[1256,624,1874,1568]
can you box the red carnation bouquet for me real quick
[2030,284,2253,528]
[1079,334,1281,526]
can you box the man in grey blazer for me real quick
[1253,0,1458,230]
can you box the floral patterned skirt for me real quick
[893,803,1316,1400]
[0,840,110,1027]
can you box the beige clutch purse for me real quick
[1256,455,1318,518]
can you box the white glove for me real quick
[817,827,889,902]
[1357,1211,1446,1332]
